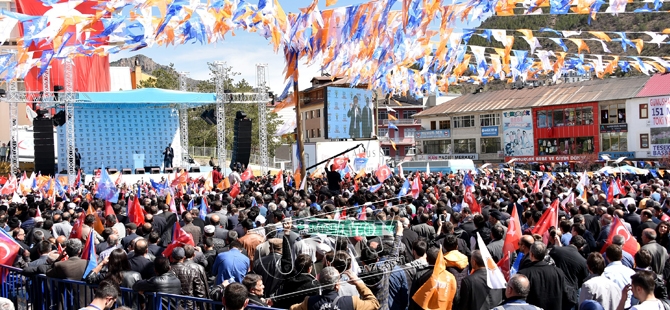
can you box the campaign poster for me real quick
[650,96,670,156]
[502,109,534,157]
[325,87,374,139]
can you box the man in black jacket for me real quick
[455,250,504,310]
[170,247,206,308]
[133,256,181,308]
[252,238,283,297]
[549,237,590,310]
[518,242,566,310]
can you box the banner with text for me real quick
[502,110,534,157]
[294,219,395,237]
[650,97,670,157]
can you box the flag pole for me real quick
[294,75,306,178]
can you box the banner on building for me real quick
[502,110,534,157]
[650,97,670,157]
[294,219,395,237]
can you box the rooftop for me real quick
[415,76,650,118]
[636,74,670,98]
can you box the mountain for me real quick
[110,54,169,74]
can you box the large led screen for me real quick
[325,87,375,139]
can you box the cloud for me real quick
[110,33,322,94]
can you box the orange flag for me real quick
[87,204,105,234]
[412,246,457,309]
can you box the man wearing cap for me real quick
[489,209,508,236]
[203,225,226,253]
[122,223,139,250]
[170,247,207,308]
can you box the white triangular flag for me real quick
[12,192,22,203]
[477,232,507,289]
[426,162,430,175]
[299,173,307,191]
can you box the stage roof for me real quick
[76,88,216,106]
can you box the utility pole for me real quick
[295,80,306,178]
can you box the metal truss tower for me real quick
[214,62,227,168]
[64,59,76,185]
[178,72,190,168]
[256,64,269,174]
[7,77,18,175]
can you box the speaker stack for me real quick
[33,119,55,176]
[231,111,252,170]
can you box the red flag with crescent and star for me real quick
[375,165,392,183]
[240,167,253,182]
[601,216,639,255]
[0,229,20,266]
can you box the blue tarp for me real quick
[76,88,216,105]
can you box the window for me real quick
[378,110,388,120]
[538,137,593,155]
[537,111,547,128]
[316,110,321,118]
[481,138,501,154]
[454,139,476,153]
[576,107,594,125]
[439,120,451,129]
[565,108,575,126]
[309,111,314,118]
[381,147,390,156]
[453,116,475,128]
[430,121,436,130]
[640,104,648,119]
[305,112,309,119]
[553,109,564,126]
[575,137,594,154]
[378,128,388,137]
[404,128,416,138]
[423,140,452,154]
[601,132,627,152]
[403,110,416,119]
[641,133,649,148]
[317,128,321,137]
[310,129,314,138]
[601,103,626,124]
[480,114,500,127]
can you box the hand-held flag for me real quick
[411,246,457,309]
[272,171,284,193]
[240,167,253,182]
[0,229,20,266]
[81,230,97,279]
[601,216,639,255]
[477,232,507,289]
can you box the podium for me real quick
[133,154,145,172]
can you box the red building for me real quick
[376,96,424,161]
[514,102,600,163]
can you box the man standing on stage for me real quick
[163,146,174,169]
[75,148,81,169]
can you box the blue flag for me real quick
[369,183,382,193]
[353,158,368,171]
[601,180,608,197]
[511,252,524,277]
[199,198,207,221]
[82,231,97,279]
[151,179,166,192]
[463,173,475,188]
[388,122,398,131]
[187,199,194,211]
[398,179,410,198]
[96,166,119,203]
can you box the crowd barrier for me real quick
[0,264,283,310]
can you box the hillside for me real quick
[448,5,670,94]
[110,54,169,74]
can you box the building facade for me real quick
[414,76,657,164]
[376,96,422,161]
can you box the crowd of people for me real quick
[4,161,670,310]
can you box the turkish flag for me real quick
[104,200,114,217]
[499,204,522,280]
[464,187,481,214]
[0,230,20,266]
[229,182,240,198]
[240,167,253,182]
[15,0,111,92]
[69,212,86,240]
[375,165,392,183]
[162,222,195,257]
[601,216,639,255]
[531,199,559,236]
[128,197,146,226]
[332,157,348,171]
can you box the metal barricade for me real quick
[0,264,286,310]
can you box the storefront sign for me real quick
[650,96,670,156]
[598,152,635,159]
[415,129,451,139]
[502,110,534,156]
[294,219,395,237]
[504,155,591,163]
[416,154,479,160]
[600,123,628,133]
[482,126,499,137]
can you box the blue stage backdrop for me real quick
[57,105,181,173]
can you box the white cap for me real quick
[256,215,266,224]
[204,225,215,234]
